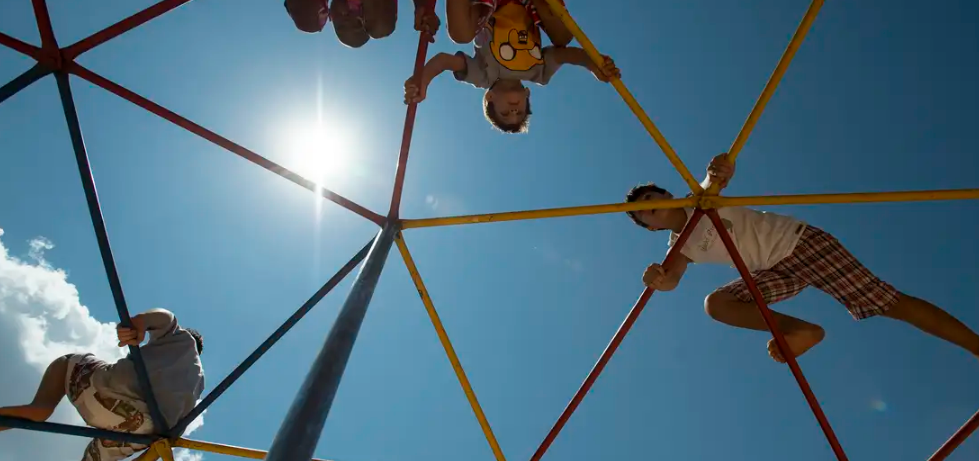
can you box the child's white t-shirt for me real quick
[668,206,806,272]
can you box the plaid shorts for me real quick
[472,0,567,27]
[66,354,155,461]
[714,225,901,320]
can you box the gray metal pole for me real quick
[265,223,396,461]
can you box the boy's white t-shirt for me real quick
[668,206,807,272]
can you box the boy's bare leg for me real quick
[446,0,487,44]
[363,0,396,39]
[0,355,69,432]
[705,291,826,363]
[884,293,979,359]
[529,0,572,46]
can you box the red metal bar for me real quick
[387,0,438,219]
[0,32,44,60]
[62,0,192,61]
[928,408,979,461]
[67,63,385,225]
[531,209,705,460]
[705,209,848,460]
[31,0,58,53]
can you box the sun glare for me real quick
[286,123,350,188]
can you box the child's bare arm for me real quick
[551,47,620,82]
[529,0,572,47]
[404,52,467,104]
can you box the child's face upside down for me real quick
[485,80,531,127]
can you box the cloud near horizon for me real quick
[0,227,204,461]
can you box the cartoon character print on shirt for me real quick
[487,2,544,72]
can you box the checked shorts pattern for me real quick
[715,225,901,320]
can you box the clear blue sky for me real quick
[2,1,978,460]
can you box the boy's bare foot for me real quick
[767,326,825,363]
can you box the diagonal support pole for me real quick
[388,0,437,219]
[531,209,705,460]
[707,0,824,195]
[54,72,169,434]
[928,408,979,461]
[540,0,702,194]
[65,62,385,225]
[62,0,193,61]
[0,32,44,60]
[168,237,375,437]
[31,0,58,54]
[265,223,397,461]
[705,209,847,460]
[0,63,51,105]
[394,232,507,461]
[0,416,158,445]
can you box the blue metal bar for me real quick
[265,223,397,461]
[168,237,376,438]
[0,63,51,105]
[53,72,169,435]
[0,416,159,445]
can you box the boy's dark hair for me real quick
[186,328,204,355]
[483,95,532,134]
[625,183,670,230]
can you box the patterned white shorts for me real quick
[66,354,155,461]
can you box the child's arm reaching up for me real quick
[404,52,467,104]
[642,254,692,292]
[551,47,620,82]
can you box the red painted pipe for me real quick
[928,408,979,461]
[62,0,193,61]
[31,0,58,53]
[705,209,848,460]
[67,62,385,225]
[531,209,706,460]
[388,0,438,219]
[0,32,44,61]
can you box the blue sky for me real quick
[1,0,978,460]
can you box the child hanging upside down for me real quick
[625,154,979,363]
[404,0,620,133]
[0,309,205,461]
[285,0,440,48]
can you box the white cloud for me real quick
[0,227,205,460]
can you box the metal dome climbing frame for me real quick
[1,0,978,459]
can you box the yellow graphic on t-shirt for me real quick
[488,2,543,72]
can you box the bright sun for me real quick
[286,123,350,187]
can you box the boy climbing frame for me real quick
[1,0,978,460]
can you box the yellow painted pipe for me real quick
[541,0,703,194]
[155,440,176,461]
[133,446,161,461]
[707,0,825,196]
[394,233,508,461]
[401,197,698,229]
[174,438,334,460]
[708,189,979,208]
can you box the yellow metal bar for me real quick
[394,233,507,461]
[174,438,333,460]
[708,0,825,195]
[133,446,161,461]
[155,440,176,461]
[541,0,703,194]
[707,188,979,208]
[401,196,698,229]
